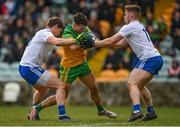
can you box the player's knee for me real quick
[58,84,71,93]
[138,85,144,91]
[56,83,66,90]
[36,87,48,95]
[127,82,136,91]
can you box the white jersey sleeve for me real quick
[41,29,54,43]
[118,25,136,37]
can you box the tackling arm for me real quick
[95,33,124,48]
[113,38,129,48]
[67,36,81,50]
[47,36,75,46]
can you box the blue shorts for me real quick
[134,56,163,75]
[19,65,51,86]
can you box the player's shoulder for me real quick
[120,23,134,32]
[33,28,53,42]
[37,28,52,36]
[63,24,74,34]
[64,24,73,31]
[123,21,143,30]
[130,21,144,29]
[63,24,75,38]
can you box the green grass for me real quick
[0,105,180,126]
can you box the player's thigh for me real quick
[45,74,66,89]
[34,85,49,94]
[79,72,97,89]
[37,70,66,89]
[128,68,153,90]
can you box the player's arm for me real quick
[94,24,133,48]
[47,36,75,46]
[113,38,129,48]
[95,33,124,48]
[66,36,81,50]
[63,32,81,50]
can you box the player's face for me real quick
[124,11,132,24]
[74,24,85,34]
[54,26,63,37]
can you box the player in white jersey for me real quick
[19,17,78,121]
[79,5,163,122]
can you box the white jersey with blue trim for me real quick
[20,28,54,66]
[118,21,160,60]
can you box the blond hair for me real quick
[125,5,141,18]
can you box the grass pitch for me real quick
[0,105,179,126]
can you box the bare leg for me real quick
[45,75,66,105]
[32,88,49,105]
[41,95,56,108]
[128,69,153,107]
[79,72,102,106]
[40,84,71,108]
[140,87,153,107]
[127,68,154,121]
[79,72,117,118]
[28,75,67,120]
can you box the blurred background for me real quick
[0,0,179,106]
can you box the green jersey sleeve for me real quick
[63,24,76,38]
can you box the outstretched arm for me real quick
[66,36,81,50]
[113,38,129,48]
[95,33,124,48]
[47,36,75,46]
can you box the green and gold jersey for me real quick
[61,24,91,67]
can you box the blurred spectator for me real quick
[158,16,167,41]
[127,0,155,16]
[99,20,111,38]
[99,0,116,24]
[67,0,81,14]
[168,59,180,79]
[0,1,52,64]
[171,9,180,50]
[167,48,177,57]
[120,52,131,70]
[103,49,119,70]
[172,28,180,50]
[12,33,25,61]
[171,10,180,38]
[142,12,160,48]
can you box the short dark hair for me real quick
[47,17,64,28]
[125,5,141,16]
[73,12,88,26]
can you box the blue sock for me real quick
[133,104,141,113]
[58,105,67,119]
[147,106,154,114]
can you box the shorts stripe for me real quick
[64,68,70,83]
[138,60,146,69]
[61,67,70,82]
[31,68,42,77]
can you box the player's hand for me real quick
[75,32,95,49]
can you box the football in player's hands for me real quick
[75,32,95,49]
